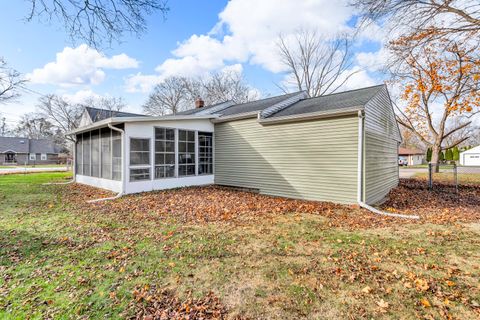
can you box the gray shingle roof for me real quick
[270,85,384,118]
[29,139,61,153]
[86,107,145,122]
[177,85,385,119]
[0,136,61,154]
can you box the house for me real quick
[398,147,424,166]
[0,136,63,165]
[460,145,480,166]
[67,85,401,205]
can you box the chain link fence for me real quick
[428,163,480,192]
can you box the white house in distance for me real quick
[68,85,402,205]
[460,146,480,166]
[398,147,424,166]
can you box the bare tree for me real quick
[14,113,56,139]
[143,77,188,115]
[36,94,83,141]
[0,58,27,104]
[353,0,480,47]
[276,29,358,97]
[143,71,258,116]
[0,113,12,136]
[25,0,169,47]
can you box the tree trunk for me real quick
[431,144,441,173]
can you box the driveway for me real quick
[399,167,426,178]
[0,167,69,175]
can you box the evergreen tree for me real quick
[426,147,432,162]
[453,146,460,161]
[439,151,445,161]
[445,148,453,161]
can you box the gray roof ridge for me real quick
[260,91,308,119]
[195,100,235,115]
[300,84,385,102]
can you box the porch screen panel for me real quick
[178,130,195,176]
[101,128,112,179]
[112,130,122,181]
[198,132,213,175]
[91,130,100,177]
[82,132,91,176]
[129,138,150,181]
[154,127,175,179]
[76,134,83,175]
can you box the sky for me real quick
[0,0,386,126]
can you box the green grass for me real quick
[415,172,480,184]
[0,173,479,319]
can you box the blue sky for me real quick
[0,0,384,125]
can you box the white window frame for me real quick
[129,137,151,182]
[154,126,176,180]
[29,153,36,161]
[41,153,47,161]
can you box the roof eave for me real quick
[211,111,258,123]
[66,115,219,135]
[257,107,364,126]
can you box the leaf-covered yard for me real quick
[0,173,479,319]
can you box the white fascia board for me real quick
[66,115,218,135]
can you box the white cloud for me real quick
[28,44,139,86]
[125,0,359,93]
[356,48,391,72]
[62,89,102,104]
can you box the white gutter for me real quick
[86,123,125,203]
[356,110,419,220]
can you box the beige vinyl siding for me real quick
[364,87,401,204]
[214,116,359,204]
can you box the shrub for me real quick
[445,148,453,161]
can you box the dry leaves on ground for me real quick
[61,178,480,229]
[128,286,229,320]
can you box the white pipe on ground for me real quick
[356,110,420,220]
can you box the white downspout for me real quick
[356,110,419,220]
[86,123,125,203]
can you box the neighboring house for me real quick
[0,136,63,165]
[67,85,401,205]
[460,146,480,166]
[398,147,424,166]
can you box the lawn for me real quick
[0,173,479,319]
[414,172,480,185]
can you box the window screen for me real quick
[112,130,122,181]
[101,128,112,179]
[76,134,83,175]
[91,130,100,177]
[154,127,175,179]
[82,132,91,176]
[178,130,195,176]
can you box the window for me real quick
[130,138,150,166]
[155,127,175,179]
[129,138,150,181]
[29,153,36,161]
[41,154,47,161]
[198,132,213,175]
[130,168,150,181]
[178,130,195,176]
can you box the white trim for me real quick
[357,110,364,203]
[29,153,37,161]
[257,107,363,125]
[41,153,47,161]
